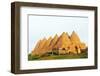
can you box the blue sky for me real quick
[28,15,88,53]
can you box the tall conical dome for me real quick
[32,38,47,55]
[38,38,47,50]
[70,31,81,44]
[32,40,42,55]
[49,34,58,50]
[54,32,71,49]
[46,37,52,47]
[42,37,52,50]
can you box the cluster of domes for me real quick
[31,31,87,56]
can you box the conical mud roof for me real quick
[70,31,81,44]
[32,38,47,55]
[41,37,52,51]
[49,34,58,50]
[54,32,71,49]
